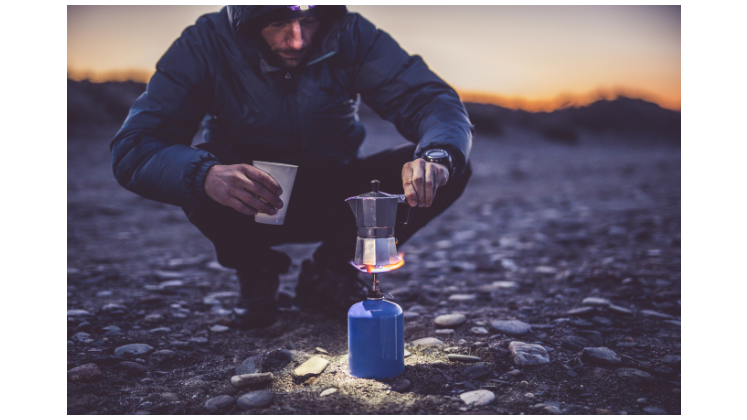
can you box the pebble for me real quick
[434,314,467,328]
[143,314,164,324]
[509,342,550,366]
[608,305,633,316]
[67,309,92,317]
[392,378,411,392]
[582,297,611,307]
[640,309,674,319]
[459,389,495,406]
[231,373,273,388]
[581,347,621,365]
[114,343,154,357]
[535,266,558,274]
[544,406,562,415]
[507,369,522,377]
[320,388,337,397]
[662,355,681,367]
[236,356,261,375]
[447,354,481,363]
[524,393,534,398]
[154,270,184,280]
[150,350,176,363]
[403,311,420,319]
[71,332,90,342]
[101,303,128,314]
[67,363,101,382]
[236,390,274,409]
[637,398,648,404]
[210,325,230,333]
[204,395,235,411]
[411,337,446,348]
[404,350,412,358]
[116,361,148,373]
[148,327,172,334]
[159,280,184,288]
[101,325,121,332]
[470,327,489,335]
[615,368,653,381]
[561,335,591,351]
[596,408,613,415]
[461,363,489,380]
[448,294,477,302]
[643,407,668,415]
[566,307,595,317]
[491,320,532,336]
[292,356,329,379]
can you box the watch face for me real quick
[426,149,448,159]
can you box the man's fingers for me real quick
[424,163,437,207]
[232,167,283,209]
[411,159,426,207]
[402,164,418,207]
[234,189,277,215]
[228,197,258,216]
[241,164,283,196]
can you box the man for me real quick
[111,5,473,329]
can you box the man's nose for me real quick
[286,21,303,50]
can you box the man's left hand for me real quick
[402,158,450,208]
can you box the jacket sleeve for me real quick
[110,25,219,208]
[343,13,473,178]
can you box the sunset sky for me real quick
[67,5,681,112]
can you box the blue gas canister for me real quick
[348,298,405,379]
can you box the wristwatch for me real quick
[423,149,455,177]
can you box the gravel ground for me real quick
[67,116,680,415]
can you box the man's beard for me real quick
[271,47,310,68]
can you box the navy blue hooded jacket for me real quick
[111,6,473,208]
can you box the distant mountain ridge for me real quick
[68,79,680,144]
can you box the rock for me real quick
[231,373,273,388]
[391,378,411,392]
[465,363,491,380]
[608,305,633,316]
[148,327,172,334]
[643,407,668,415]
[535,266,558,274]
[470,327,489,335]
[544,406,562,415]
[592,316,614,326]
[582,297,611,307]
[561,335,591,351]
[640,309,674,319]
[581,347,621,365]
[116,361,148,373]
[491,320,532,336]
[67,309,92,317]
[320,388,337,397]
[460,389,495,406]
[596,408,613,415]
[210,325,230,333]
[509,342,550,366]
[114,344,154,357]
[150,350,176,363]
[637,398,648,404]
[566,307,595,317]
[434,314,467,328]
[292,356,329,379]
[404,350,412,358]
[154,270,184,280]
[159,279,184,288]
[411,337,446,348]
[143,313,164,324]
[435,329,455,335]
[161,392,179,402]
[615,368,653,381]
[205,395,235,411]
[101,303,128,315]
[524,392,534,398]
[403,311,420,319]
[71,332,90,342]
[236,390,274,409]
[67,363,101,382]
[448,294,477,302]
[447,354,481,363]
[507,369,522,377]
[580,331,604,346]
[236,356,261,375]
[569,318,594,328]
[661,355,681,367]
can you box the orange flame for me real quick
[365,253,405,274]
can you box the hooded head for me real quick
[228,5,347,69]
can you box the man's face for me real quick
[260,16,321,68]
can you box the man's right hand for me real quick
[204,164,284,216]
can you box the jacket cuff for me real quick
[186,155,220,208]
[414,144,468,180]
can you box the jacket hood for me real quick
[227,5,347,36]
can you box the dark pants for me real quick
[182,142,472,275]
